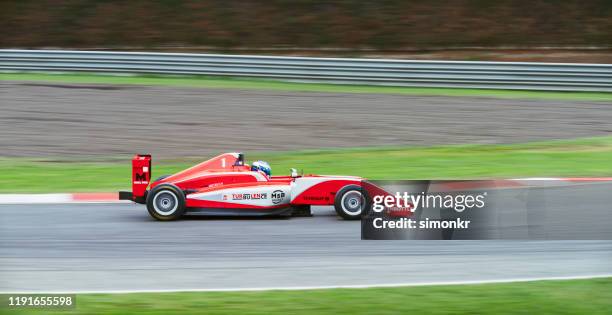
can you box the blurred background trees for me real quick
[2,0,611,61]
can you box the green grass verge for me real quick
[2,72,612,101]
[1,136,611,193]
[3,278,611,315]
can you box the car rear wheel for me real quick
[334,185,365,220]
[146,184,186,221]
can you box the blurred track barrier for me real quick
[1,49,612,92]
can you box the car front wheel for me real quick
[334,185,365,220]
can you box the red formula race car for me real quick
[119,153,366,221]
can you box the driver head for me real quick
[251,160,271,176]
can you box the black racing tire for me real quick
[153,175,171,183]
[334,185,365,220]
[146,184,186,221]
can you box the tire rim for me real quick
[340,190,363,216]
[153,190,178,215]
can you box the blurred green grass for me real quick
[1,136,612,193]
[3,72,612,101]
[3,278,611,315]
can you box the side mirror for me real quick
[290,168,299,178]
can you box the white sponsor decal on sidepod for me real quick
[188,185,291,207]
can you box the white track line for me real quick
[2,274,611,294]
[0,194,72,204]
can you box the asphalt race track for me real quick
[2,81,612,158]
[1,186,611,293]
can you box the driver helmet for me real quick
[251,161,271,176]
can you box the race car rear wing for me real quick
[118,154,151,204]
